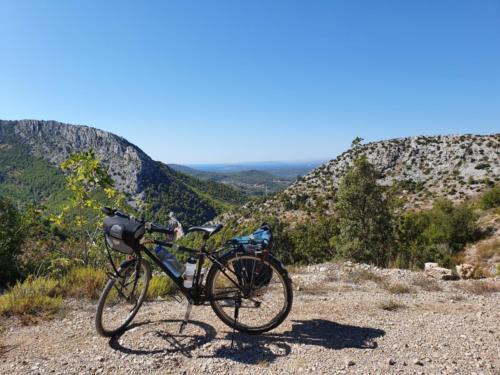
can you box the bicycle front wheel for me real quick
[206,252,293,334]
[95,258,151,337]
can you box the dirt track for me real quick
[1,263,499,374]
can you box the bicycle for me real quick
[95,207,293,337]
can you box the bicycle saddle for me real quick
[187,224,223,237]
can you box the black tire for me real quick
[206,252,293,334]
[95,259,151,337]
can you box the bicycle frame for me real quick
[138,240,248,305]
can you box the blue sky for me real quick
[1,1,499,164]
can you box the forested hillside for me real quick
[169,164,293,196]
[0,120,246,226]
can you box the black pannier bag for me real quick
[234,258,273,289]
[232,224,273,289]
[104,215,145,254]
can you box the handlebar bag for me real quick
[104,215,145,254]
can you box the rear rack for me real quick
[226,239,268,252]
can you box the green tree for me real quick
[54,151,123,265]
[334,157,394,266]
[0,197,23,286]
[351,136,364,148]
[479,184,500,209]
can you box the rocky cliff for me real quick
[248,134,500,219]
[0,119,159,200]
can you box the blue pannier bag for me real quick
[231,224,273,289]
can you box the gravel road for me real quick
[1,263,499,374]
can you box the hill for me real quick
[169,164,294,196]
[247,134,500,220]
[0,120,246,226]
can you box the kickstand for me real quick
[178,301,193,334]
[230,298,241,349]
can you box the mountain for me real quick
[185,161,324,178]
[169,164,294,196]
[0,120,246,226]
[245,134,500,220]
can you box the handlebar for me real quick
[146,222,174,235]
[102,207,175,235]
[101,207,130,219]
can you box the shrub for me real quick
[411,275,442,291]
[474,163,490,170]
[454,281,500,295]
[378,300,405,311]
[479,185,500,209]
[296,280,330,295]
[396,199,477,269]
[289,217,338,264]
[382,282,413,294]
[476,239,500,263]
[0,197,23,287]
[61,267,107,299]
[346,269,385,284]
[0,277,63,320]
[146,275,176,300]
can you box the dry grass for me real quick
[411,275,443,292]
[146,275,176,300]
[325,272,339,282]
[454,281,500,295]
[378,299,406,311]
[0,267,108,322]
[0,277,63,322]
[60,267,107,299]
[296,281,330,295]
[382,282,414,294]
[471,267,493,279]
[476,238,500,262]
[345,269,385,285]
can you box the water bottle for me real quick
[154,245,185,279]
[183,258,197,288]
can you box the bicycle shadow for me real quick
[207,319,385,364]
[108,318,385,364]
[108,319,217,358]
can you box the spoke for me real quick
[211,255,288,330]
[249,257,257,292]
[99,261,148,333]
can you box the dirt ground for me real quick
[1,263,499,374]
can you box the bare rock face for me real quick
[456,263,475,279]
[424,262,455,280]
[0,119,159,201]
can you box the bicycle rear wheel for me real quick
[95,258,151,337]
[206,252,293,334]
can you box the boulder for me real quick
[424,262,456,280]
[456,263,475,279]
